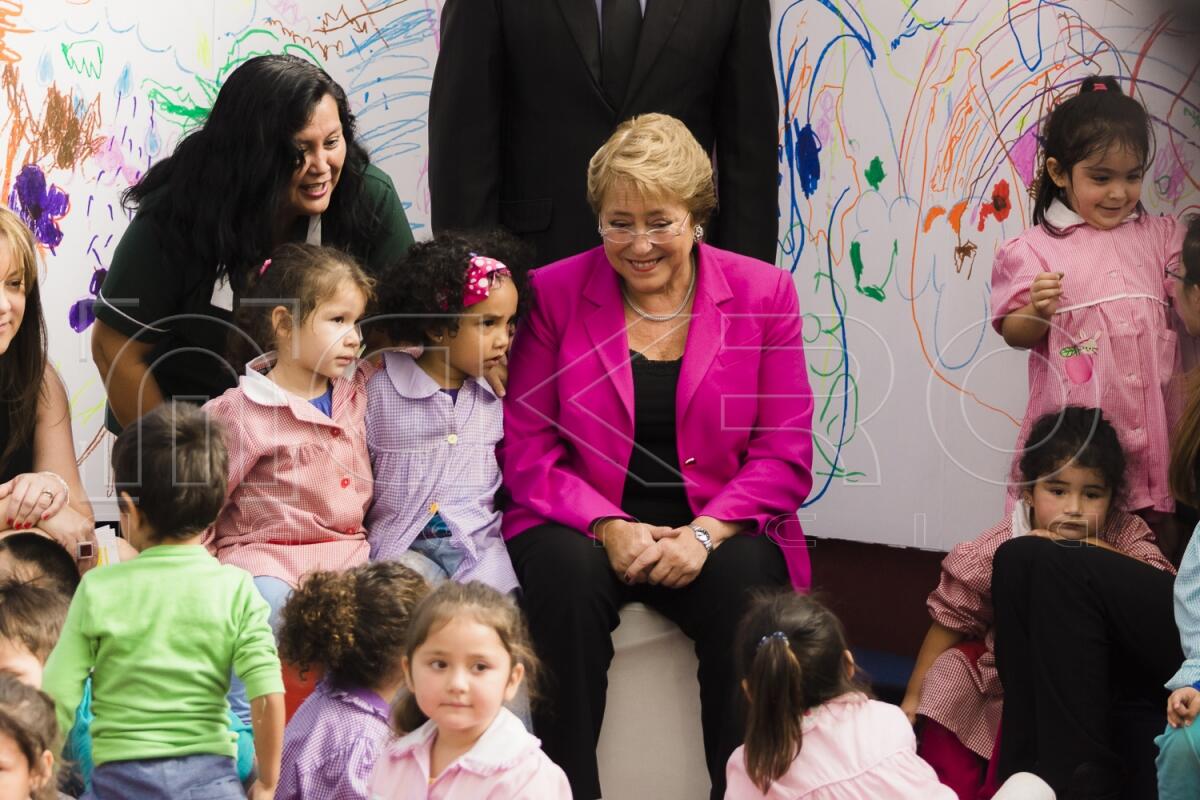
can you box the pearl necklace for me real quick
[622,267,697,322]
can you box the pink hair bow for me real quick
[462,254,511,307]
[259,258,272,277]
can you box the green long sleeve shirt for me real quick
[42,544,283,766]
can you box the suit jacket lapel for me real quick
[678,245,732,419]
[556,0,609,107]
[623,0,686,111]
[582,254,635,428]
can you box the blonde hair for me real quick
[0,208,46,472]
[586,113,716,225]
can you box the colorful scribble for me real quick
[9,163,68,252]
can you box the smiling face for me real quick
[282,93,346,222]
[1048,143,1144,230]
[598,182,696,298]
[1024,461,1113,540]
[0,243,27,356]
[277,279,367,391]
[404,615,524,745]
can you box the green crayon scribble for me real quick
[1186,107,1200,129]
[849,239,897,302]
[142,28,322,131]
[864,156,886,190]
[62,40,103,79]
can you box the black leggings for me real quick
[507,523,790,800]
[991,536,1180,797]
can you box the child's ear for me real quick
[30,748,52,790]
[401,656,413,689]
[844,649,856,681]
[270,305,294,339]
[117,491,139,525]
[504,661,526,703]
[1045,157,1069,189]
[740,678,751,702]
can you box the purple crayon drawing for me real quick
[8,165,69,253]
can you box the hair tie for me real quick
[462,253,512,308]
[757,631,789,649]
[259,258,272,277]
[1090,82,1108,92]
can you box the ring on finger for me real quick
[39,490,54,500]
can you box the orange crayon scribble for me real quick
[947,200,968,235]
[0,1,30,66]
[923,206,946,233]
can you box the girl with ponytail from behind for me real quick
[725,591,955,799]
[274,561,429,800]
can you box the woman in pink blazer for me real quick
[498,114,814,800]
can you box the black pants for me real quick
[991,536,1181,798]
[507,523,790,800]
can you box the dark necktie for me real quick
[601,0,642,106]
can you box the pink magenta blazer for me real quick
[498,243,814,589]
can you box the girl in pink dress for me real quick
[725,591,955,800]
[990,75,1187,516]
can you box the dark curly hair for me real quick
[277,561,428,690]
[1015,406,1127,503]
[376,230,532,345]
[0,674,58,800]
[227,242,375,374]
[123,54,380,290]
[1032,75,1152,233]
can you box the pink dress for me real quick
[725,693,955,799]
[367,708,571,800]
[990,200,1186,512]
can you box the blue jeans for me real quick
[84,754,241,800]
[399,534,467,585]
[228,576,291,726]
[1157,721,1200,799]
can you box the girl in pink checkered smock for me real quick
[901,407,1173,799]
[990,76,1188,519]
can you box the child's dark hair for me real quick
[735,591,865,794]
[0,673,58,800]
[228,242,376,373]
[1016,406,1126,501]
[278,561,428,689]
[0,580,69,664]
[111,403,228,541]
[1032,75,1151,230]
[0,534,79,597]
[393,581,538,734]
[376,229,532,345]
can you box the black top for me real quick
[620,351,692,528]
[0,405,34,483]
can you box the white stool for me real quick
[596,602,711,800]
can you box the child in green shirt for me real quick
[42,403,285,800]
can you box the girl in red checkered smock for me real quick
[901,407,1173,799]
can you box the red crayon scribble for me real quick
[977,179,1012,231]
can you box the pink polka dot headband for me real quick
[462,253,511,308]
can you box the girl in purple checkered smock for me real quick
[274,561,429,800]
[365,232,530,594]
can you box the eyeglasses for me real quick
[598,214,691,245]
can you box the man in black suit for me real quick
[428,0,780,267]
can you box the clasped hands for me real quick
[597,518,709,589]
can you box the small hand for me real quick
[1030,272,1064,318]
[483,354,508,398]
[0,472,68,530]
[247,779,277,800]
[1168,687,1200,728]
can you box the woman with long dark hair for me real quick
[91,54,413,431]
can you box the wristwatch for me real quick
[689,524,713,554]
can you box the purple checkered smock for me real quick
[275,679,392,800]
[364,351,519,593]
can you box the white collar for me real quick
[383,350,498,402]
[1010,499,1033,538]
[1044,198,1139,230]
[239,351,353,408]
[390,707,538,777]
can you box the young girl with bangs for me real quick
[990,76,1188,521]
